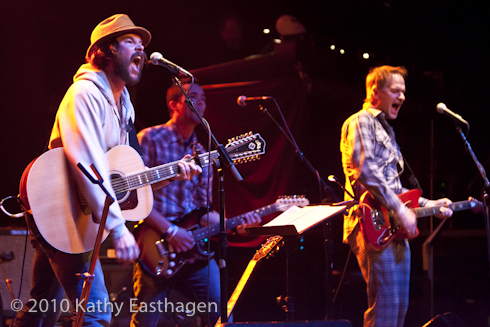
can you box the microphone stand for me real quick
[171,76,242,324]
[257,103,338,203]
[256,100,340,320]
[454,125,490,276]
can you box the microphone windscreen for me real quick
[150,52,163,64]
[436,102,447,113]
[237,95,247,107]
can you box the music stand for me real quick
[246,205,346,237]
[246,204,347,320]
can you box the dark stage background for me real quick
[1,1,489,326]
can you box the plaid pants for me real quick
[349,225,411,327]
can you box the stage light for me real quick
[340,49,345,54]
[263,28,270,34]
[330,45,335,50]
[363,53,370,59]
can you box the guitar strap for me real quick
[128,119,144,158]
[402,158,423,193]
[377,115,423,194]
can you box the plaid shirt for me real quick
[137,121,213,222]
[340,104,406,241]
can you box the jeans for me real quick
[12,246,111,327]
[131,258,221,327]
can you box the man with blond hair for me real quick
[340,65,453,327]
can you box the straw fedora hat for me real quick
[86,14,152,60]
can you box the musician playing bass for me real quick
[340,65,453,327]
[131,78,261,327]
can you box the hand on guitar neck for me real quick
[395,197,453,237]
[147,209,262,254]
[197,210,262,236]
[424,198,453,219]
[152,154,203,190]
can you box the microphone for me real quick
[436,103,468,126]
[327,174,357,206]
[237,95,272,107]
[149,52,193,77]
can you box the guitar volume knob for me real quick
[170,253,176,259]
[169,261,176,268]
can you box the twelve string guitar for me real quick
[19,132,265,253]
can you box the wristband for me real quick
[165,224,179,240]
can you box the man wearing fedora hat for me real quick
[13,14,201,327]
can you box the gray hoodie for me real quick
[48,63,135,252]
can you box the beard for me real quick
[113,51,146,86]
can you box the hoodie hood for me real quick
[73,63,117,107]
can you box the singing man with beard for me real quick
[13,14,200,327]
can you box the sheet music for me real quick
[262,205,347,234]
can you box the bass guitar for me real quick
[134,195,309,278]
[19,132,265,254]
[360,188,483,250]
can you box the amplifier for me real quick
[0,228,34,313]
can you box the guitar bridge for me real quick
[76,186,91,216]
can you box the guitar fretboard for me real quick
[123,150,220,191]
[109,133,265,195]
[192,204,281,242]
[413,200,477,218]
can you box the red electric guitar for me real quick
[360,188,483,250]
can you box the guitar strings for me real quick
[110,151,222,193]
[109,136,261,194]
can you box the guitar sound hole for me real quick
[110,174,139,210]
[110,174,128,201]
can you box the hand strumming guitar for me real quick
[112,224,141,266]
[167,226,195,253]
[394,204,417,237]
